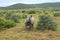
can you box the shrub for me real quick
[0,13,4,17]
[0,18,6,31]
[0,11,6,17]
[54,13,60,17]
[21,14,27,19]
[11,15,20,23]
[5,13,20,23]
[36,14,57,31]
[5,13,12,19]
[4,20,16,28]
[28,10,36,14]
[22,10,25,13]
[0,18,16,31]
[0,19,6,27]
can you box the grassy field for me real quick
[0,9,60,40]
[0,27,60,40]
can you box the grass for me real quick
[54,17,60,31]
[0,10,60,40]
[0,27,60,40]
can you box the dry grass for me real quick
[0,27,60,40]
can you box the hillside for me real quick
[0,2,60,9]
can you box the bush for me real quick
[21,14,27,19]
[36,14,57,31]
[0,19,6,31]
[28,10,36,14]
[54,13,60,17]
[0,18,16,31]
[0,19,6,27]
[5,13,12,19]
[22,10,25,13]
[11,15,20,23]
[4,20,16,28]
[0,13,4,17]
[5,13,20,23]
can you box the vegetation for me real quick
[54,13,60,17]
[0,18,16,31]
[21,14,27,19]
[5,13,20,23]
[0,6,60,40]
[37,14,57,31]
[22,10,26,13]
[28,10,36,14]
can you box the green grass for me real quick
[54,17,60,31]
[56,24,60,31]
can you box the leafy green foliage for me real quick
[37,14,57,31]
[0,18,16,31]
[4,20,16,28]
